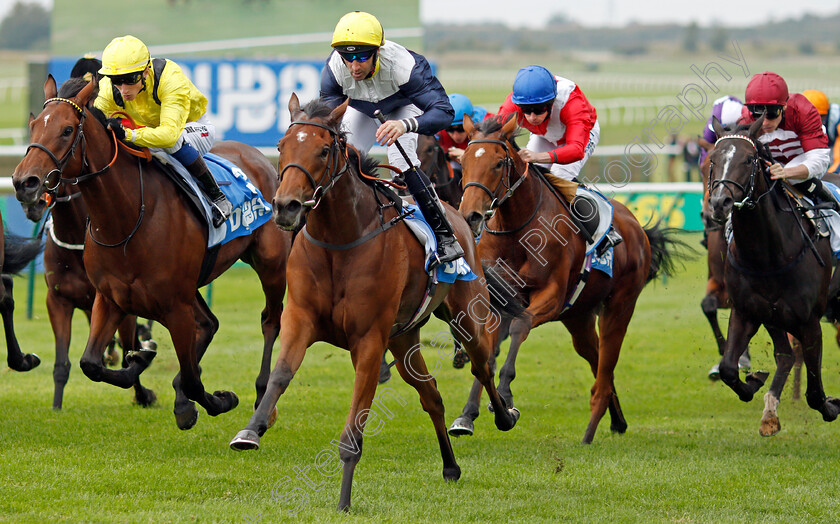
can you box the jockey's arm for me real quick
[768,148,831,180]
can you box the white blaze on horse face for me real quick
[720,143,736,178]
[43,114,51,127]
[474,147,486,158]
[296,131,308,142]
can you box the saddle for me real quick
[786,186,831,238]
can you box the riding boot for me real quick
[403,165,465,265]
[794,178,839,211]
[186,157,233,228]
[572,194,623,256]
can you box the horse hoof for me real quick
[103,349,120,367]
[141,339,157,352]
[448,416,474,437]
[212,390,240,413]
[266,406,278,429]
[175,403,199,430]
[230,429,261,451]
[759,415,781,436]
[134,387,157,408]
[707,363,721,381]
[507,407,521,427]
[821,397,840,422]
[452,349,470,369]
[125,348,156,368]
[10,353,40,372]
[610,420,628,434]
[443,465,461,482]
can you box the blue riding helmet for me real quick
[471,106,488,122]
[511,65,557,105]
[449,93,474,126]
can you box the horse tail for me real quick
[481,263,530,320]
[3,234,44,275]
[643,221,696,283]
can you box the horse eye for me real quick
[62,126,73,137]
[320,146,330,158]
[495,159,504,169]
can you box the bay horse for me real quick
[229,94,524,512]
[34,179,156,410]
[417,134,463,207]
[707,117,840,435]
[454,113,681,444]
[0,214,43,372]
[12,76,291,429]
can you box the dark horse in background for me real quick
[454,113,683,444]
[708,117,840,436]
[13,76,291,429]
[0,213,43,372]
[417,134,463,208]
[27,178,157,410]
[230,95,524,512]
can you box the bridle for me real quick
[709,134,774,210]
[22,96,142,253]
[277,120,348,209]
[462,137,531,220]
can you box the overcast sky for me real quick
[2,0,838,29]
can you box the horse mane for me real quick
[58,77,108,127]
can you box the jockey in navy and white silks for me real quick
[740,72,833,208]
[320,11,463,264]
[700,95,744,166]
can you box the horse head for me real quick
[417,134,444,184]
[13,75,98,222]
[458,112,520,237]
[273,93,349,230]
[707,115,765,224]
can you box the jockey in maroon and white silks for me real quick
[497,71,599,181]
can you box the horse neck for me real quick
[305,160,382,245]
[731,184,799,264]
[493,156,541,231]
[51,189,88,245]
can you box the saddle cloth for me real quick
[816,181,840,257]
[399,201,477,283]
[152,151,273,248]
[577,185,614,256]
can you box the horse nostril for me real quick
[23,175,42,191]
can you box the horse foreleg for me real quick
[1,275,40,372]
[496,315,527,409]
[116,316,157,408]
[390,331,460,482]
[230,306,314,450]
[255,293,283,410]
[79,294,153,388]
[798,319,840,421]
[760,327,796,436]
[701,292,727,356]
[46,292,75,409]
[789,334,804,400]
[719,310,765,402]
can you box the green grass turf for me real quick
[2,232,840,522]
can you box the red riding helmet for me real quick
[745,71,789,106]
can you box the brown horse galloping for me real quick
[417,134,463,208]
[13,76,291,429]
[230,94,524,512]
[454,113,681,444]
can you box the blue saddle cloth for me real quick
[201,153,273,247]
[401,203,477,284]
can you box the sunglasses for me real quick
[748,104,783,120]
[338,49,376,63]
[447,125,465,133]
[519,103,552,115]
[109,71,144,86]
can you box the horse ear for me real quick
[76,78,97,107]
[711,116,724,138]
[29,113,35,125]
[288,92,301,116]
[748,115,764,140]
[698,136,714,152]
[329,98,349,125]
[463,113,475,136]
[500,112,518,138]
[44,74,57,100]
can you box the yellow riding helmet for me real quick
[802,89,830,116]
[99,35,150,76]
[331,11,384,48]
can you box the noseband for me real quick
[278,120,348,208]
[710,134,773,210]
[462,138,527,219]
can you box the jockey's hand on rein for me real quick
[104,118,127,141]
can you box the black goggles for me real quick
[519,102,552,115]
[447,125,465,133]
[748,104,783,120]
[109,71,144,86]
[337,49,376,63]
